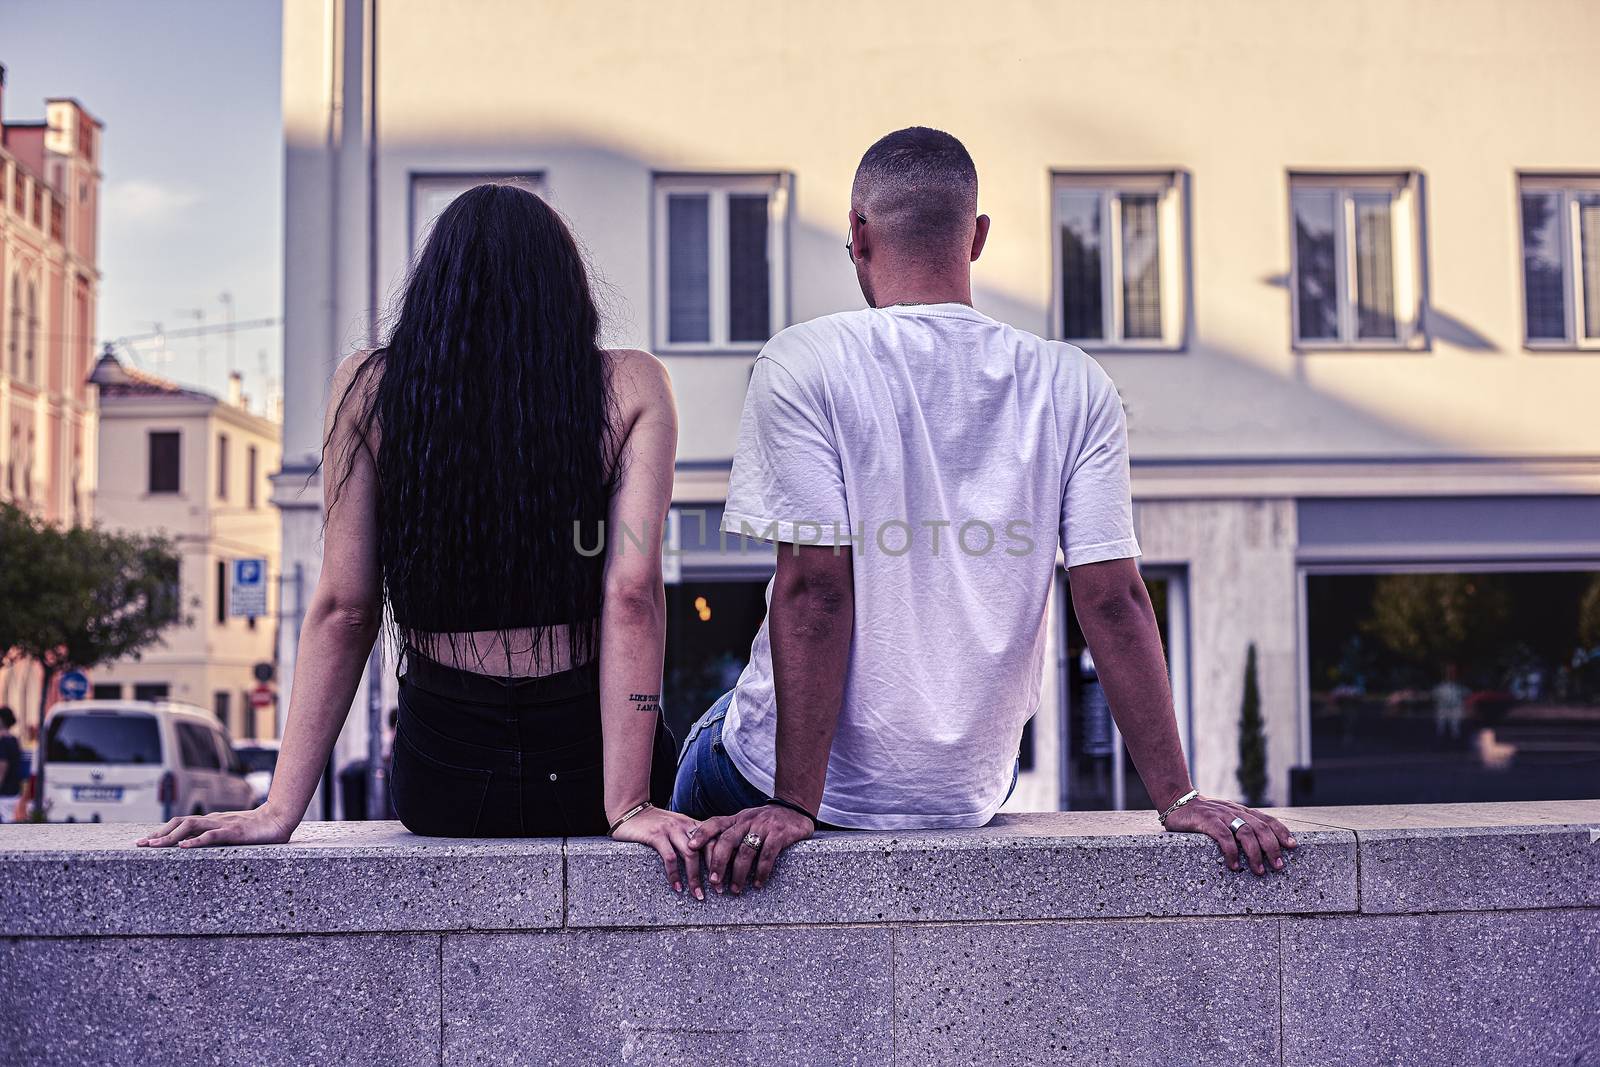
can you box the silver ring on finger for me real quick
[742,831,763,851]
[1228,817,1247,835]
[686,824,700,840]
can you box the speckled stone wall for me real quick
[2,802,1596,1065]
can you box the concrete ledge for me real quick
[0,822,562,936]
[567,811,1357,927]
[2,801,1596,1066]
[1286,801,1600,914]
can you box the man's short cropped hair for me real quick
[852,127,978,257]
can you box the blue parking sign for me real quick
[231,558,269,618]
[59,670,90,701]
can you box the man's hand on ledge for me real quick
[689,804,814,894]
[1162,796,1297,876]
[134,806,296,849]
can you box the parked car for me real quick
[235,741,280,807]
[41,701,254,824]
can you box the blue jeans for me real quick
[671,690,768,819]
[671,689,1021,822]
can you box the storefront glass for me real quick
[1306,569,1600,803]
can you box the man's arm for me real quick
[770,544,854,813]
[694,544,853,893]
[1068,556,1297,876]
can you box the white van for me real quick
[41,701,255,824]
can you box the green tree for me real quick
[1364,572,1511,676]
[1579,575,1600,650]
[0,503,186,726]
[1237,642,1267,806]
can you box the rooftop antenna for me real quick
[219,291,235,376]
[176,307,206,390]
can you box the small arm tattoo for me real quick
[628,692,662,714]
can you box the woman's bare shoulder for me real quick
[605,348,674,420]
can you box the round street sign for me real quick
[249,685,276,710]
[59,671,90,701]
[253,662,275,684]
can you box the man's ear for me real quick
[970,215,991,262]
[849,210,868,261]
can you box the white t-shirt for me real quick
[720,302,1140,829]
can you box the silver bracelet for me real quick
[608,801,652,835]
[1157,788,1200,828]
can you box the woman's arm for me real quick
[137,354,382,848]
[597,351,704,897]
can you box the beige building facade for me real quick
[90,353,282,740]
[279,0,1600,811]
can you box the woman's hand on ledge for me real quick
[610,806,706,900]
[134,805,298,849]
[1162,796,1297,876]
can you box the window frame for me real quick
[407,171,546,257]
[147,429,182,495]
[1050,170,1189,352]
[1288,171,1427,352]
[652,172,790,355]
[1517,173,1600,351]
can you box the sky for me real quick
[1,0,282,411]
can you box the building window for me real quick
[1306,569,1600,805]
[247,445,259,509]
[409,173,545,256]
[213,691,231,729]
[1052,173,1187,349]
[5,275,16,377]
[132,683,170,702]
[148,431,181,493]
[216,560,228,625]
[24,280,37,383]
[1289,173,1424,348]
[91,683,122,700]
[653,174,787,352]
[662,578,773,742]
[216,433,230,500]
[1519,176,1600,348]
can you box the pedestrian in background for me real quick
[0,707,23,824]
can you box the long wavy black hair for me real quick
[329,183,616,670]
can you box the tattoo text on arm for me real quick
[628,692,662,714]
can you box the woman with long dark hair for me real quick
[136,184,704,896]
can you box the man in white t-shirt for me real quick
[673,127,1295,892]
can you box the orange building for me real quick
[0,63,103,733]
